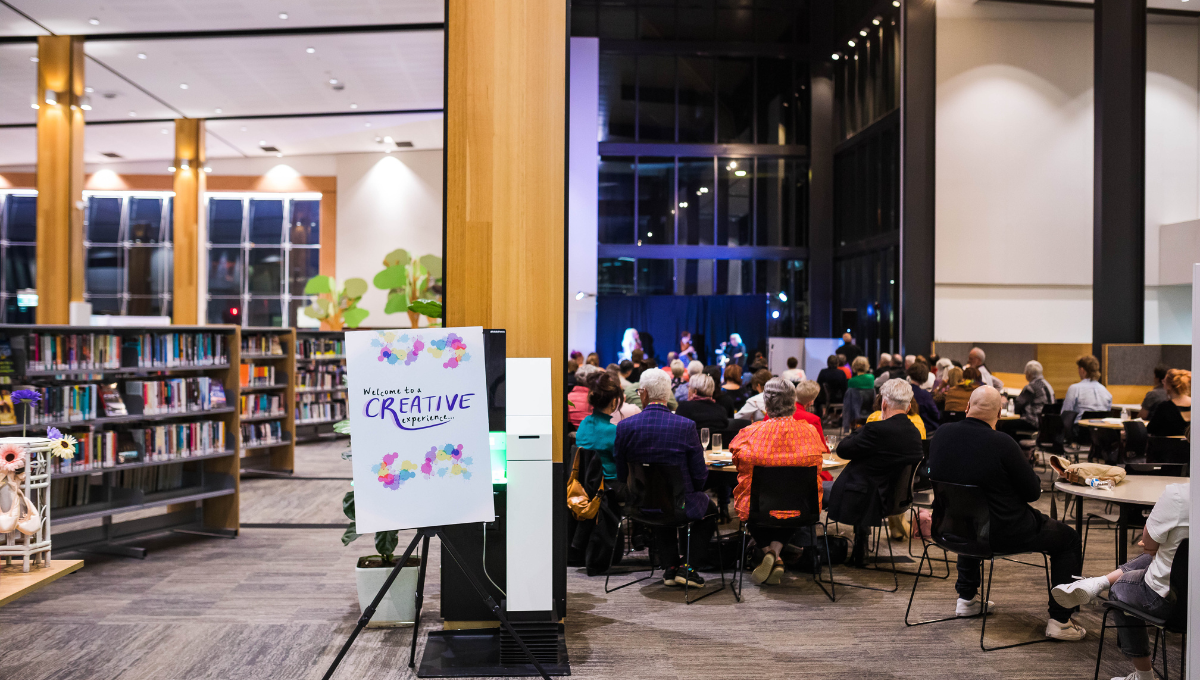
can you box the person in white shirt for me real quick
[779,356,806,384]
[734,370,773,422]
[1060,354,1113,423]
[968,348,1004,390]
[1052,482,1189,680]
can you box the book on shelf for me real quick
[210,381,227,408]
[0,390,15,425]
[13,384,100,424]
[297,336,344,359]
[126,332,227,368]
[52,419,227,473]
[296,394,348,423]
[240,393,283,418]
[24,333,123,372]
[242,334,284,356]
[240,363,276,387]
[242,420,284,447]
[124,377,225,415]
[18,330,229,373]
[100,384,128,417]
[296,364,346,390]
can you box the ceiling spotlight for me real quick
[306,47,315,53]
[203,167,213,173]
[364,122,371,127]
[29,56,38,62]
[167,165,176,172]
[84,87,94,93]
[161,128,169,134]
[129,111,137,117]
[349,103,358,109]
[29,95,38,110]
[734,170,747,177]
[893,0,900,5]
[259,140,266,145]
[848,39,856,47]
[179,83,189,89]
[873,17,881,25]
[859,29,867,36]
[240,126,247,131]
[832,53,840,60]
[137,52,147,59]
[778,291,788,302]
[79,96,92,111]
[678,201,688,208]
[276,152,283,157]
[383,136,395,145]
[329,78,339,85]
[278,12,289,19]
[771,310,780,319]
[729,161,737,169]
[214,107,222,113]
[88,18,100,25]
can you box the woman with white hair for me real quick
[1015,360,1055,429]
[726,333,746,368]
[932,357,954,389]
[675,373,728,434]
[619,328,641,362]
[730,377,828,585]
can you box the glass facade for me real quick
[83,192,175,317]
[0,192,38,323]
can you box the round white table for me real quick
[1055,476,1186,564]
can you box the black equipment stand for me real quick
[320,526,552,680]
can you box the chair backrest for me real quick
[1080,410,1112,421]
[1041,401,1063,417]
[930,480,993,558]
[940,410,966,425]
[913,440,933,492]
[1126,462,1189,478]
[723,418,752,444]
[624,462,690,526]
[1036,413,1066,452]
[747,465,821,527]
[1167,539,1189,632]
[1147,436,1190,465]
[882,464,917,517]
[1123,420,1149,458]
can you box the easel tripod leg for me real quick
[408,533,432,668]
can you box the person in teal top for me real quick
[847,355,876,390]
[575,372,625,481]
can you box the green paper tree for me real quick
[302,275,370,330]
[373,249,443,328]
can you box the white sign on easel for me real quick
[346,326,495,533]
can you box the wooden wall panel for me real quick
[446,0,566,461]
[1037,343,1092,400]
[172,119,206,325]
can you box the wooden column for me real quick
[900,0,936,357]
[445,0,566,459]
[35,36,85,325]
[172,119,206,325]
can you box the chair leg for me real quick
[732,527,746,602]
[811,522,835,602]
[979,557,1056,652]
[604,518,655,594]
[904,543,962,627]
[682,521,728,605]
[1094,607,1113,680]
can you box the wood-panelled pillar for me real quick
[899,0,936,356]
[445,0,566,459]
[172,119,206,324]
[35,36,85,325]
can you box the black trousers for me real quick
[954,513,1082,623]
[748,525,797,549]
[652,500,717,570]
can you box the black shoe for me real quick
[674,566,705,588]
[662,567,680,586]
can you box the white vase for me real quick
[355,559,420,628]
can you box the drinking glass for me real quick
[700,428,711,449]
[712,433,722,452]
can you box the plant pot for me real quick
[355,557,420,628]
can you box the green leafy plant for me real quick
[302,275,369,330]
[341,489,402,567]
[373,249,443,328]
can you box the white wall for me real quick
[934,5,1200,343]
[568,37,600,356]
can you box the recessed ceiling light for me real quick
[88,18,100,25]
[364,122,371,127]
[329,78,338,85]
[84,87,94,93]
[873,17,881,25]
[161,128,169,134]
[859,29,867,36]
[832,53,840,60]
[240,126,247,131]
[848,40,856,47]
[259,140,266,145]
[306,47,315,54]
[350,103,358,109]
[892,0,900,5]
[179,83,188,89]
[29,56,38,62]
[214,108,222,113]
[137,53,147,59]
[276,152,283,157]
[278,12,289,19]
[128,111,137,117]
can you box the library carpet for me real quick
[0,440,1180,679]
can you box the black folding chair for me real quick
[604,462,730,604]
[1126,462,1189,477]
[940,411,966,425]
[1094,540,1189,680]
[905,481,1054,652]
[908,443,951,579]
[822,464,917,593]
[735,465,834,602]
[1124,420,1149,460]
[1147,436,1190,465]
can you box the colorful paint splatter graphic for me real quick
[373,444,474,490]
[371,331,470,369]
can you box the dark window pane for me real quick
[679,258,714,295]
[716,58,754,143]
[755,8,797,43]
[289,200,320,245]
[638,7,675,39]
[676,158,714,245]
[5,296,35,323]
[637,55,675,142]
[289,298,313,328]
[209,199,244,244]
[86,247,124,294]
[86,197,122,243]
[248,248,283,294]
[207,297,241,325]
[598,6,635,39]
[717,158,752,246]
[598,156,635,244]
[677,1,716,41]
[599,55,636,142]
[128,246,171,296]
[637,157,674,245]
[207,247,243,294]
[5,245,35,290]
[248,199,284,244]
[127,296,166,316]
[247,297,283,327]
[571,5,597,36]
[677,57,715,143]
[164,197,174,242]
[598,257,634,295]
[87,296,122,315]
[128,198,163,243]
[715,259,754,294]
[290,248,320,295]
[757,57,798,145]
[715,8,754,41]
[755,158,806,246]
[4,196,37,242]
[637,259,673,295]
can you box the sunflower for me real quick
[49,434,77,460]
[0,443,25,472]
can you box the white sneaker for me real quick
[956,596,995,617]
[1053,576,1109,608]
[1045,617,1087,641]
[1111,671,1154,680]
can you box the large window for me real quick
[83,191,175,317]
[0,192,38,323]
[205,193,321,328]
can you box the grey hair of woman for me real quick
[688,373,715,397]
[1024,360,1044,381]
[763,377,797,419]
[575,363,601,384]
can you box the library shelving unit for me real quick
[294,330,347,444]
[239,327,296,475]
[0,324,242,557]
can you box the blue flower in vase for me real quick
[11,389,41,405]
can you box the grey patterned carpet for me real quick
[0,441,1181,679]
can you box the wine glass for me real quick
[700,427,711,450]
[712,433,722,452]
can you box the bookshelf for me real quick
[294,330,348,443]
[238,327,296,475]
[0,324,241,557]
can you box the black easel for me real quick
[320,525,552,680]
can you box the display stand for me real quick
[0,438,52,571]
[321,526,552,680]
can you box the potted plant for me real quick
[372,249,443,328]
[302,276,370,330]
[341,487,421,628]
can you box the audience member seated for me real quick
[1146,369,1191,437]
[1061,354,1113,424]
[566,358,579,389]
[613,369,715,588]
[730,377,828,585]
[675,360,704,403]
[719,365,746,415]
[968,347,1005,390]
[735,369,774,422]
[675,374,729,434]
[847,356,874,390]
[629,349,646,382]
[866,395,927,438]
[836,332,863,364]
[623,366,678,411]
[792,380,825,440]
[569,364,601,427]
[907,362,940,432]
[874,353,894,378]
[1052,477,1189,680]
[941,366,981,413]
[827,379,924,566]
[873,355,906,389]
[817,354,848,406]
[837,354,852,379]
[618,359,635,389]
[926,386,1087,641]
[575,372,625,482]
[1015,360,1055,429]
[1138,364,1170,421]
[932,358,953,390]
[669,360,688,400]
[780,357,806,384]
[586,352,600,367]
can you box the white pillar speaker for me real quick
[504,358,554,613]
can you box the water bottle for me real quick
[1008,397,1015,415]
[1121,407,1130,421]
[1085,476,1113,490]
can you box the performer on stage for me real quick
[619,328,642,362]
[679,331,698,362]
[726,333,746,368]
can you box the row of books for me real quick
[124,378,228,415]
[241,393,284,418]
[296,396,347,423]
[23,333,123,371]
[296,365,345,390]
[240,363,277,387]
[23,331,230,372]
[2,385,101,424]
[51,464,192,509]
[128,333,229,368]
[242,421,284,447]
[51,420,228,473]
[243,334,284,356]
[297,337,344,358]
